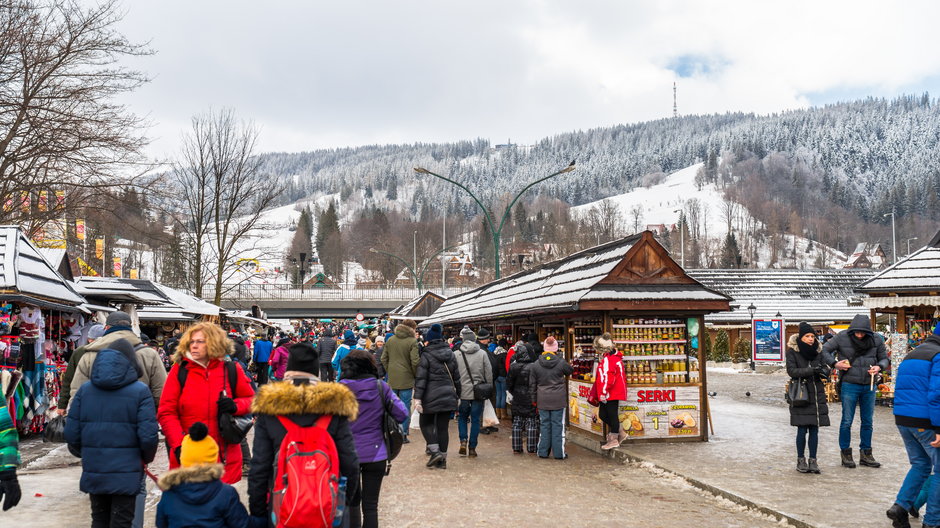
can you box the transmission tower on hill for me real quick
[673,82,678,118]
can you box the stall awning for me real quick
[863,296,940,309]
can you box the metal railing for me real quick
[211,283,473,302]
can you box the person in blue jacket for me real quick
[156,422,248,528]
[252,336,273,385]
[65,338,158,528]
[886,323,940,528]
[332,329,358,381]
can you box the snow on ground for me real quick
[572,163,846,268]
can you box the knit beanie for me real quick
[87,324,105,340]
[460,326,476,343]
[798,322,816,339]
[477,328,491,340]
[425,323,444,342]
[593,332,614,352]
[543,336,559,352]
[180,422,219,467]
[343,329,357,346]
[286,342,319,375]
[356,338,368,349]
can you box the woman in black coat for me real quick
[785,322,830,475]
[413,324,460,469]
[506,344,539,453]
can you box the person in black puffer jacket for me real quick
[785,323,830,474]
[822,314,888,469]
[413,324,460,469]
[506,344,538,454]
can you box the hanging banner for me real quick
[129,268,138,280]
[54,190,65,210]
[76,219,86,241]
[113,257,122,277]
[95,239,104,259]
[77,257,99,277]
[38,191,47,211]
[19,192,29,212]
[2,195,13,212]
[752,319,785,362]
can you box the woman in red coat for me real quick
[158,322,255,484]
[593,333,627,450]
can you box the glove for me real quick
[814,364,831,380]
[217,397,237,415]
[248,515,268,528]
[413,399,423,413]
[173,446,182,463]
[0,470,21,511]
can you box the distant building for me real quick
[645,224,669,236]
[843,243,888,269]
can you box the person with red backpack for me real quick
[248,341,359,528]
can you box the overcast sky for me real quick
[110,0,940,160]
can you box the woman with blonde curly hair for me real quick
[157,322,255,483]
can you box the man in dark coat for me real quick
[64,338,159,528]
[318,327,338,382]
[822,314,889,468]
[413,324,460,468]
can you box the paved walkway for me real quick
[608,369,910,528]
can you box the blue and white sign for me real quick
[752,319,785,362]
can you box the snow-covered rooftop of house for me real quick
[856,234,940,293]
[0,226,85,308]
[424,233,729,326]
[390,291,446,321]
[688,269,875,324]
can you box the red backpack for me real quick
[271,415,342,528]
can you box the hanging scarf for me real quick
[797,338,818,362]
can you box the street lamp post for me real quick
[906,237,919,256]
[299,252,307,292]
[414,161,576,279]
[884,209,897,264]
[747,303,757,371]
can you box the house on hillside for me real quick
[843,243,888,269]
[389,251,477,288]
[645,224,669,236]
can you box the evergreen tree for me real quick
[386,178,398,200]
[719,232,742,268]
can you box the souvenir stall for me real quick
[0,226,87,435]
[855,231,940,401]
[423,231,731,444]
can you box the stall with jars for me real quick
[423,231,730,445]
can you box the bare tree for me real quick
[629,203,644,234]
[0,0,151,234]
[684,198,703,240]
[173,109,281,304]
[720,197,740,235]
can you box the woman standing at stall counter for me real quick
[785,322,830,474]
[593,333,627,450]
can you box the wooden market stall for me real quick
[855,231,940,391]
[423,231,731,443]
[389,291,446,323]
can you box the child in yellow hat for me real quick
[155,423,248,527]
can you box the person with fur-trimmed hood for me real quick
[592,333,627,450]
[156,422,248,528]
[785,323,830,475]
[247,343,360,528]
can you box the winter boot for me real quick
[459,441,467,456]
[437,457,447,470]
[886,502,911,528]
[807,458,820,474]
[427,452,445,468]
[796,457,809,473]
[841,448,856,468]
[859,449,881,468]
[601,433,620,450]
[468,447,478,458]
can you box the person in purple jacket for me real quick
[340,349,408,528]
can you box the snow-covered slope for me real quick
[572,163,847,269]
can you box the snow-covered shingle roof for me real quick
[689,269,875,324]
[424,233,729,326]
[390,291,446,321]
[856,235,940,293]
[0,226,85,308]
[74,277,220,319]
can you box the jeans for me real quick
[839,382,876,450]
[90,493,136,528]
[896,425,940,526]
[349,460,386,528]
[538,409,566,459]
[796,425,819,458]
[394,389,413,434]
[914,474,937,513]
[495,377,507,409]
[419,411,451,454]
[458,399,484,448]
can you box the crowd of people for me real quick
[0,312,607,527]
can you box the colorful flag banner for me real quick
[76,219,85,241]
[77,257,99,277]
[95,239,104,259]
[113,257,122,277]
[38,191,47,211]
[129,268,138,280]
[2,195,12,212]
[54,190,65,209]
[19,192,29,212]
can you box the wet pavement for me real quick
[9,406,789,527]
[614,368,908,528]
